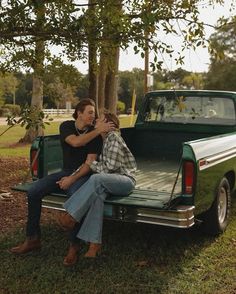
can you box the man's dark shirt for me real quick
[60,120,102,171]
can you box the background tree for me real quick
[118,68,145,111]
[204,16,236,91]
[44,60,83,108]
[0,72,19,105]
[152,68,204,90]
[182,73,203,89]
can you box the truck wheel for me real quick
[203,177,231,235]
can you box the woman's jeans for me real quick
[26,170,90,237]
[63,173,135,244]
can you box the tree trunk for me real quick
[20,2,45,143]
[88,0,121,114]
[97,49,108,112]
[88,45,97,102]
[105,46,120,113]
[20,40,45,143]
[88,0,98,104]
[100,0,121,113]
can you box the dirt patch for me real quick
[0,157,56,234]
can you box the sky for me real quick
[119,0,236,72]
[72,1,235,74]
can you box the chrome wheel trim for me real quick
[218,186,227,224]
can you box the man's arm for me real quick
[66,120,114,147]
[57,153,96,190]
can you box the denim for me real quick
[26,170,90,237]
[63,173,135,244]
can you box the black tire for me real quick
[203,177,231,235]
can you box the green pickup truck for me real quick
[14,90,236,235]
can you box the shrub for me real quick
[0,104,21,117]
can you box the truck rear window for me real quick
[145,95,236,125]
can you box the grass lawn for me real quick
[0,114,236,293]
[0,202,236,294]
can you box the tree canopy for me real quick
[0,0,233,141]
[0,0,224,71]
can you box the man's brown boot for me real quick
[56,212,77,231]
[84,243,102,258]
[9,238,41,254]
[63,243,79,267]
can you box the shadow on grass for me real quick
[1,201,236,294]
[0,219,221,294]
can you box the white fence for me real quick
[43,109,74,116]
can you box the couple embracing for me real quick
[10,98,136,267]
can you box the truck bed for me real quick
[135,158,181,193]
[103,158,181,210]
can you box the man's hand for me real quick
[95,118,115,134]
[56,176,75,190]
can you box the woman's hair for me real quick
[103,109,120,129]
[73,98,95,119]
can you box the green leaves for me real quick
[0,0,215,72]
[0,104,50,138]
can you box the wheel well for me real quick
[225,171,235,190]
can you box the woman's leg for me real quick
[66,175,91,197]
[77,193,106,244]
[64,173,135,244]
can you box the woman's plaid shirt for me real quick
[90,131,137,182]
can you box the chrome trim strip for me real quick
[137,212,194,222]
[42,204,65,211]
[199,147,236,171]
[134,219,195,228]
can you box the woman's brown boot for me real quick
[84,243,101,258]
[63,243,79,267]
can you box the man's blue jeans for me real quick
[26,170,90,237]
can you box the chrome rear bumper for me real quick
[42,195,195,229]
[104,205,195,228]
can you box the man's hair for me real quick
[103,109,120,129]
[73,98,95,119]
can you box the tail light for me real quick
[183,161,194,194]
[31,150,39,177]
